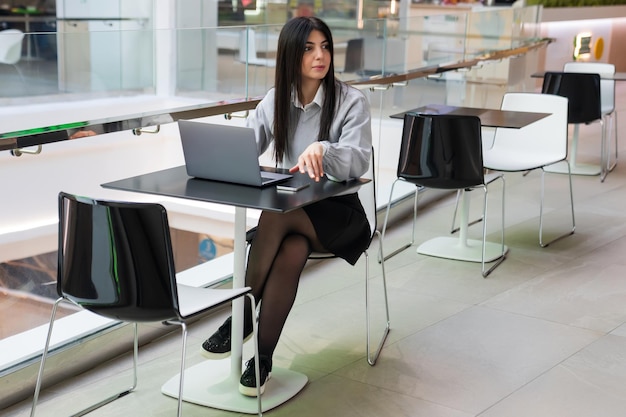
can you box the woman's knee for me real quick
[257,211,282,228]
[278,234,311,261]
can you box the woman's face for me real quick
[300,29,331,84]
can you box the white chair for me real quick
[483,92,575,247]
[0,29,25,82]
[247,148,391,365]
[238,28,275,67]
[308,147,390,365]
[564,62,618,177]
[309,149,390,366]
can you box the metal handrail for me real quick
[1,38,552,156]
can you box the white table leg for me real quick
[417,190,505,262]
[162,207,307,413]
[544,124,602,176]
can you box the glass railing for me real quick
[1,8,547,154]
[0,5,546,392]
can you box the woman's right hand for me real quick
[290,142,325,182]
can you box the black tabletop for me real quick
[531,71,626,81]
[102,165,368,213]
[390,104,550,129]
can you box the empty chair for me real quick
[541,71,605,180]
[338,38,364,75]
[483,92,575,247]
[238,28,275,67]
[383,113,506,278]
[564,62,618,176]
[0,29,25,82]
[31,192,262,417]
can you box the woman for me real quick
[201,16,373,396]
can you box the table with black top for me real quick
[390,103,550,129]
[102,165,367,414]
[531,71,626,178]
[390,104,550,266]
[531,71,626,81]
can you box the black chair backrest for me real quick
[343,38,364,74]
[541,71,601,124]
[57,192,180,322]
[398,113,485,190]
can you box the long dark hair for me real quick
[273,16,338,163]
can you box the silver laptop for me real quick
[178,120,292,187]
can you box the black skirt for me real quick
[302,193,371,265]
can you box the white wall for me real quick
[539,7,626,72]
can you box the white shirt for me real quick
[247,82,372,182]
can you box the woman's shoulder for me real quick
[336,81,368,105]
[260,87,276,102]
[336,80,363,95]
[257,87,276,109]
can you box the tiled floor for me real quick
[5,86,626,416]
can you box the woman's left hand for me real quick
[290,142,324,181]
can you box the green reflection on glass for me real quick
[0,122,89,139]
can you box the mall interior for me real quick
[2,0,626,416]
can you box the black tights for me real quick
[244,208,326,359]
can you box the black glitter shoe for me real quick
[200,316,253,359]
[239,355,272,397]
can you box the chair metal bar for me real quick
[245,294,263,415]
[176,323,187,417]
[605,111,618,173]
[380,179,419,262]
[165,294,262,416]
[31,300,138,417]
[366,230,391,366]
[539,165,576,248]
[30,298,61,417]
[309,246,391,366]
[599,119,608,182]
[311,148,390,365]
[480,175,507,278]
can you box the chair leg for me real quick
[170,295,261,417]
[31,301,138,417]
[380,179,418,262]
[570,124,581,170]
[245,293,263,416]
[167,294,263,417]
[599,119,608,182]
[480,176,507,278]
[76,324,139,416]
[13,64,26,85]
[176,323,188,417]
[539,165,576,248]
[606,111,618,173]
[30,297,62,417]
[366,230,391,366]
